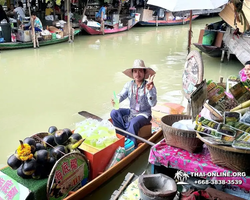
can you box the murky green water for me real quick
[0,16,243,198]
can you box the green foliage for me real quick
[0,0,5,6]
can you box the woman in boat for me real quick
[14,1,25,22]
[110,59,157,147]
[239,61,250,81]
[0,5,9,23]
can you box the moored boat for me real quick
[0,29,81,50]
[138,15,199,26]
[80,19,138,35]
[193,21,226,58]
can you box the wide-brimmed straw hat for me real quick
[123,59,156,79]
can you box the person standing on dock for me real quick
[110,59,157,147]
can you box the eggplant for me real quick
[68,133,82,144]
[23,137,36,153]
[48,126,58,135]
[36,143,46,151]
[44,156,57,175]
[34,149,50,164]
[63,128,73,138]
[17,164,31,179]
[32,164,43,180]
[7,154,22,170]
[54,130,69,145]
[51,145,68,160]
[22,158,37,176]
[43,135,56,148]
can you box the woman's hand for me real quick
[111,98,115,107]
[146,74,155,90]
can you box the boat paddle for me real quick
[78,111,155,146]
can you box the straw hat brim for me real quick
[123,67,156,79]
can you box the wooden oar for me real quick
[112,172,134,200]
[78,111,155,146]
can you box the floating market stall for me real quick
[146,50,250,199]
[0,0,79,50]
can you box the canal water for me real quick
[0,16,243,198]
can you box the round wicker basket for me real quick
[197,133,250,174]
[161,114,203,153]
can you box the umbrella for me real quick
[147,0,229,53]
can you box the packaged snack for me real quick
[232,141,250,150]
[201,136,224,145]
[217,123,236,137]
[226,121,250,133]
[198,116,219,129]
[224,112,241,124]
[194,124,221,138]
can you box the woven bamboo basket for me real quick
[197,133,250,174]
[161,114,203,153]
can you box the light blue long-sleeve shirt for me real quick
[118,80,157,120]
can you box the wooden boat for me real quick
[0,29,81,50]
[64,128,163,200]
[193,21,226,58]
[80,20,138,35]
[137,15,199,26]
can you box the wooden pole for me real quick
[28,4,36,48]
[67,0,72,42]
[187,10,192,54]
[82,0,89,17]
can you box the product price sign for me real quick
[182,50,204,100]
[0,171,30,200]
[47,152,89,200]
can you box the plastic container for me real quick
[113,91,119,110]
[202,30,217,45]
[124,138,135,156]
[135,13,141,21]
[0,23,11,42]
[79,134,125,179]
[224,112,241,124]
[138,173,177,200]
[194,124,221,138]
[52,33,57,40]
[217,123,236,137]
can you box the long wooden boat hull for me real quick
[80,21,138,35]
[64,129,163,200]
[138,15,199,26]
[0,29,81,50]
[193,43,222,57]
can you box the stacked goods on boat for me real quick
[75,119,119,150]
[196,77,250,149]
[1,126,89,200]
[6,126,84,180]
[75,119,126,179]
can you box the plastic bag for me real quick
[105,146,126,170]
[240,110,250,124]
